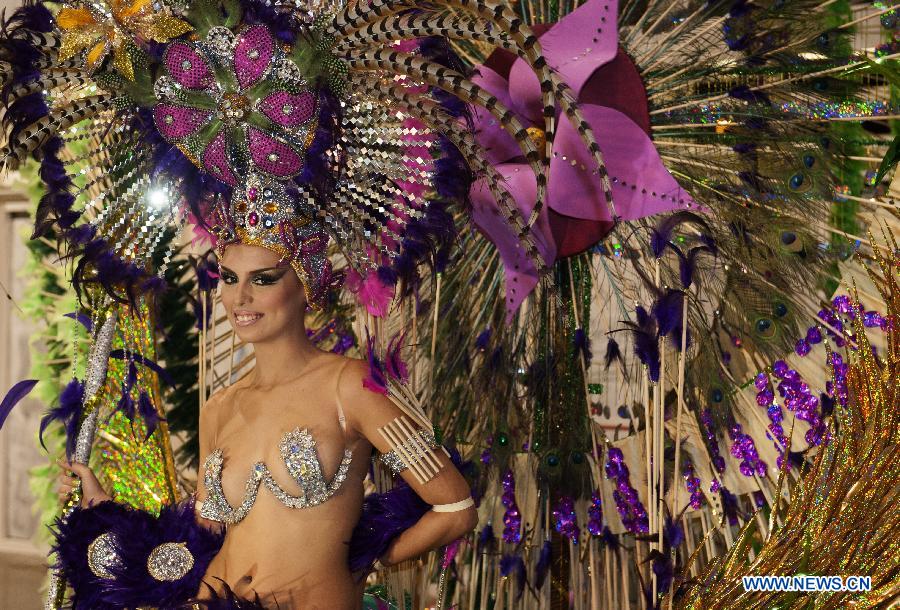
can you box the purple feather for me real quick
[51,499,223,609]
[573,328,592,365]
[347,475,430,573]
[604,337,623,371]
[475,328,492,350]
[499,554,527,600]
[39,378,84,458]
[621,307,661,382]
[534,539,552,590]
[663,516,684,549]
[651,552,674,601]
[477,523,496,554]
[190,581,268,609]
[600,526,619,551]
[651,288,684,344]
[649,212,712,259]
[0,379,37,430]
[137,391,163,441]
[64,312,94,332]
[109,349,175,387]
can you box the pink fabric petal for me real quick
[539,0,620,97]
[549,104,692,222]
[470,167,556,321]
[247,127,305,177]
[201,130,237,186]
[471,66,530,165]
[153,104,211,140]
[164,43,213,90]
[259,91,317,128]
[234,25,275,90]
[506,0,620,122]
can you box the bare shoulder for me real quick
[334,356,401,426]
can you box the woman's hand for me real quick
[56,459,112,508]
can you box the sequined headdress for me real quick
[0,0,612,311]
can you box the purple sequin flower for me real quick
[682,461,704,510]
[728,422,767,477]
[699,409,727,474]
[501,469,522,544]
[552,496,579,544]
[604,447,649,534]
[587,491,603,536]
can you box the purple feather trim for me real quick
[39,378,84,458]
[499,554,527,600]
[51,499,223,610]
[347,474,430,573]
[349,449,468,574]
[188,580,269,609]
[0,379,37,430]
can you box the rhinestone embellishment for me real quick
[380,428,438,475]
[200,427,353,525]
[87,532,121,579]
[147,542,194,582]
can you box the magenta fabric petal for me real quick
[201,130,237,186]
[234,25,275,90]
[539,0,620,97]
[247,127,304,177]
[164,43,213,90]
[506,0,620,121]
[470,65,526,164]
[259,91,317,128]
[470,167,556,320]
[153,104,212,140]
[549,104,693,222]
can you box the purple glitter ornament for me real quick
[699,409,727,474]
[587,491,603,536]
[500,470,522,544]
[552,496,579,544]
[728,422,767,478]
[682,461,704,510]
[604,447,649,533]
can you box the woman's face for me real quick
[218,244,307,344]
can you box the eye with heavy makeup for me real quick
[219,266,289,287]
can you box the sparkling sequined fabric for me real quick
[200,428,353,524]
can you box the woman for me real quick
[58,237,477,608]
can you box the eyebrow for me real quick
[219,266,287,275]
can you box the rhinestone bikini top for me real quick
[199,427,353,524]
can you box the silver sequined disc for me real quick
[86,532,121,579]
[147,542,194,582]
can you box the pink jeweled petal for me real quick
[549,104,693,222]
[234,25,275,90]
[470,65,527,165]
[470,167,556,321]
[247,127,304,177]
[164,42,213,90]
[259,91,317,128]
[506,0,620,123]
[153,104,212,140]
[201,130,237,186]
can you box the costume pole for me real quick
[45,306,118,610]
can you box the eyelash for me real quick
[220,273,282,286]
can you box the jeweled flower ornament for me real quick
[152,24,319,185]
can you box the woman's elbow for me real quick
[455,506,478,535]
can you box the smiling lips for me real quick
[234,311,264,327]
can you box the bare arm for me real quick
[340,360,477,567]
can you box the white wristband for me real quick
[431,497,475,513]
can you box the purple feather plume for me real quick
[347,474,430,574]
[574,328,592,365]
[604,337,623,371]
[51,499,223,610]
[0,379,37,430]
[499,554,527,600]
[39,378,84,458]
